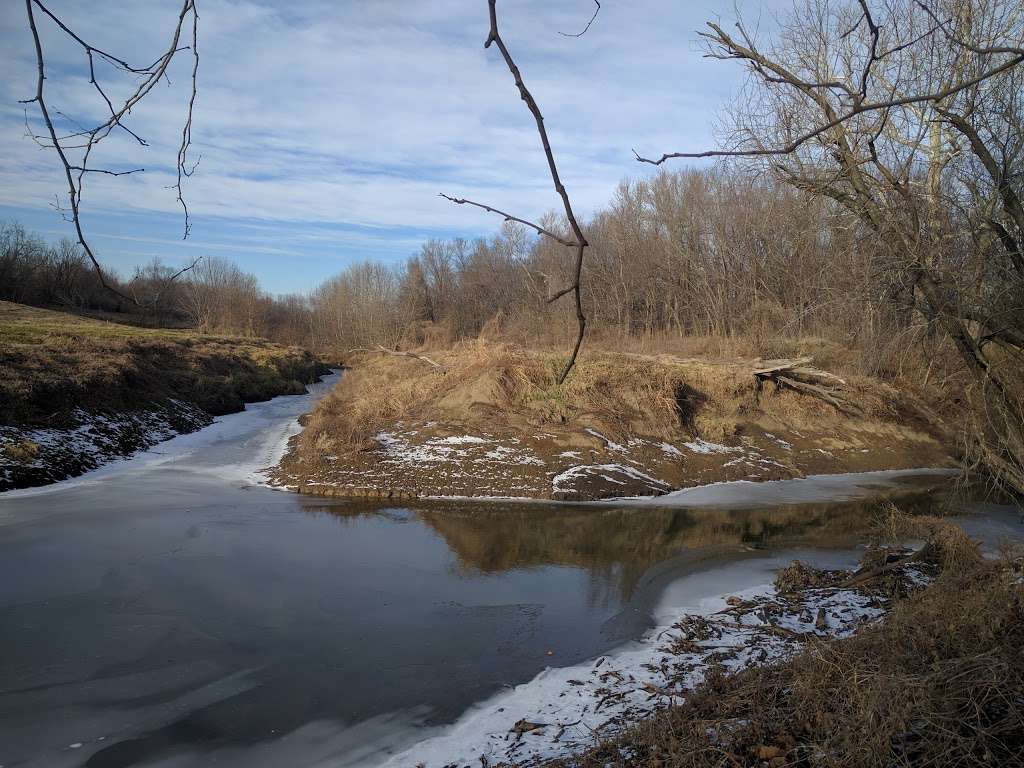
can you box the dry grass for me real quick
[1,438,39,463]
[298,339,946,464]
[549,516,1024,768]
[0,301,324,426]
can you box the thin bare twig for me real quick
[559,1,601,38]
[444,0,589,383]
[21,0,201,304]
[438,194,578,247]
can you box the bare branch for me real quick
[439,194,578,247]
[175,4,201,239]
[22,0,200,305]
[559,1,600,38]
[914,0,1024,57]
[68,166,145,177]
[448,0,590,384]
[634,19,1024,165]
[855,0,880,100]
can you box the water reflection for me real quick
[298,480,946,601]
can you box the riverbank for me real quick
[387,512,1023,767]
[271,344,953,500]
[0,301,328,490]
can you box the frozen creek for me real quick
[0,376,1018,768]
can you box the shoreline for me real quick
[371,544,937,767]
[0,370,341,500]
[277,467,958,510]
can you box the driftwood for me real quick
[347,345,447,370]
[838,548,927,588]
[753,357,859,414]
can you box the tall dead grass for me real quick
[550,516,1024,768]
[297,339,947,468]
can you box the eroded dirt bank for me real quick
[271,345,954,500]
[0,301,328,490]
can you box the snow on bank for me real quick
[376,550,930,768]
[375,432,547,469]
[0,401,210,491]
[551,463,670,494]
[0,371,341,499]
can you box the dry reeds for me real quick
[549,517,1024,768]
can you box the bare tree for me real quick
[21,0,201,304]
[636,0,1024,492]
[443,0,589,384]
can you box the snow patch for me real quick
[684,439,744,455]
[552,464,670,493]
[585,428,627,453]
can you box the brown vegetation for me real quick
[0,301,327,489]
[273,343,951,500]
[544,516,1024,768]
[0,301,324,428]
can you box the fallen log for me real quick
[838,548,927,588]
[776,374,860,415]
[789,366,847,385]
[752,356,859,414]
[347,345,447,370]
[752,357,814,376]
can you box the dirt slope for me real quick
[272,343,953,500]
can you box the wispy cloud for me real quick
[0,0,779,291]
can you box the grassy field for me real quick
[0,301,325,427]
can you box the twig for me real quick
[559,1,600,38]
[21,0,201,304]
[439,195,577,247]
[444,0,589,384]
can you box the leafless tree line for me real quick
[0,223,310,343]
[298,166,913,358]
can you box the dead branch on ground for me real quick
[347,345,447,371]
[753,358,860,414]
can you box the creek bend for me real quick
[0,379,985,768]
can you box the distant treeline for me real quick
[0,166,977,367]
[307,167,925,372]
[0,221,311,345]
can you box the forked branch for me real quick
[21,0,201,304]
[443,0,589,384]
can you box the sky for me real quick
[0,0,784,295]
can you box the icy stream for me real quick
[0,377,1017,768]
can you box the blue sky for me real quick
[1,1,783,295]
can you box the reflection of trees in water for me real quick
[298,491,941,601]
